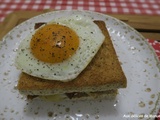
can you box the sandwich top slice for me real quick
[17,20,127,100]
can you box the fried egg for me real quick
[15,15,105,81]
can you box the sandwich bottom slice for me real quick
[27,90,118,101]
[17,20,127,101]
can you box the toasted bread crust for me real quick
[17,21,127,95]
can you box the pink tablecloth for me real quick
[0,0,160,22]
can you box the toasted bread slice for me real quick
[17,20,127,95]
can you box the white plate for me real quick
[0,10,160,120]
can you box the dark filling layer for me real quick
[65,92,88,99]
[27,92,89,100]
[27,90,117,100]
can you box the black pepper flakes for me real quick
[62,36,66,39]
[71,48,74,50]
[36,38,40,42]
[21,49,25,52]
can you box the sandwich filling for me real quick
[27,90,118,101]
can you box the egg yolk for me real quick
[30,24,79,63]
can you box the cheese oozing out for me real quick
[15,15,105,81]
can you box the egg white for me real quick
[15,15,105,81]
